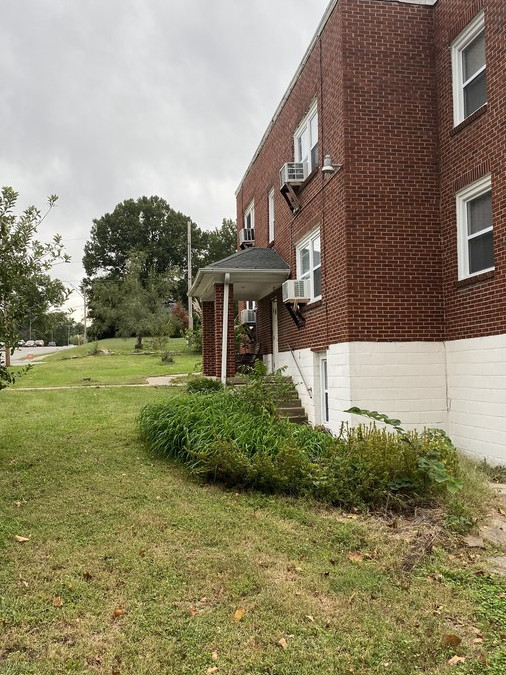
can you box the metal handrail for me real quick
[288,345,313,399]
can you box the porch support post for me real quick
[214,281,236,382]
[202,301,215,376]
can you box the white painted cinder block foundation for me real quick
[266,334,506,465]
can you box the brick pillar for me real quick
[202,301,216,376]
[214,283,236,379]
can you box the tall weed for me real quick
[139,391,466,511]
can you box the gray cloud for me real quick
[1,0,329,302]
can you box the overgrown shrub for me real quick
[186,376,223,394]
[139,384,465,511]
[184,327,202,352]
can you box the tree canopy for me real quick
[0,186,69,381]
[83,196,237,340]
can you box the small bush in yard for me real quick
[186,375,223,394]
[139,388,465,511]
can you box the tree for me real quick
[83,196,208,291]
[200,218,237,267]
[0,187,69,385]
[88,253,174,349]
[83,197,237,339]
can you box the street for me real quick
[5,345,76,366]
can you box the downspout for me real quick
[221,273,231,385]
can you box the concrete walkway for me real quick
[8,374,187,392]
[464,483,506,575]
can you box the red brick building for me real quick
[190,0,506,464]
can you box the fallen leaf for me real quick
[113,608,124,618]
[207,668,218,674]
[305,615,315,622]
[278,638,288,649]
[349,592,357,605]
[15,535,30,543]
[189,607,197,617]
[347,552,363,563]
[477,651,488,666]
[442,634,462,648]
[211,651,218,661]
[473,637,484,644]
[233,607,245,622]
[447,655,466,666]
[52,596,63,607]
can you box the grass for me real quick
[1,343,506,673]
[12,338,199,388]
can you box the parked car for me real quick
[25,340,35,348]
[34,340,45,347]
[48,341,56,347]
[18,339,25,347]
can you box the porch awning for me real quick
[189,247,290,302]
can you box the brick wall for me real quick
[237,0,445,351]
[236,0,504,351]
[202,301,215,376]
[434,0,506,340]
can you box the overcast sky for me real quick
[1,0,329,317]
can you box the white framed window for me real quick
[296,228,321,301]
[268,188,275,243]
[246,300,256,310]
[451,12,486,126]
[456,175,493,279]
[294,100,318,173]
[244,200,254,230]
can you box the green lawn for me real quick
[12,338,199,388]
[1,346,506,674]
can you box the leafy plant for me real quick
[140,396,465,510]
[345,407,463,497]
[186,375,223,393]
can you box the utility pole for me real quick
[187,219,193,330]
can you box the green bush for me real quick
[139,389,465,511]
[186,376,223,394]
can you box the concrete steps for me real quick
[228,375,308,424]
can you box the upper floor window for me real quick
[294,100,318,173]
[268,188,275,243]
[451,12,486,125]
[244,200,254,230]
[297,228,321,301]
[456,175,493,279]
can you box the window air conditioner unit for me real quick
[239,227,255,248]
[240,308,257,325]
[279,162,307,188]
[282,279,310,304]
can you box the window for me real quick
[294,100,318,173]
[297,228,321,301]
[451,12,486,125]
[268,188,275,242]
[456,175,493,279]
[244,200,254,230]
